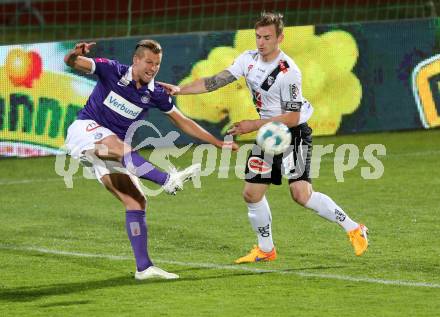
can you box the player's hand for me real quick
[74,42,96,56]
[227,120,258,136]
[157,81,180,95]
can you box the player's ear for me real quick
[278,33,284,44]
[132,54,139,65]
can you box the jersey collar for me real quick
[125,66,155,92]
[259,50,284,65]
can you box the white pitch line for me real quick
[1,245,439,289]
[0,176,83,186]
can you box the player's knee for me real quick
[95,136,127,161]
[242,189,264,203]
[109,144,125,162]
[291,188,311,206]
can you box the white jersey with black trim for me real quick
[227,50,313,124]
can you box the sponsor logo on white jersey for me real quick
[103,91,142,119]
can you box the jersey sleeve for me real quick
[90,58,120,79]
[226,52,249,79]
[280,69,304,112]
[155,90,175,113]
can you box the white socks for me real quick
[247,192,358,251]
[305,192,359,232]
[247,196,274,252]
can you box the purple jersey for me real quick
[77,58,174,140]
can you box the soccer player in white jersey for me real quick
[161,12,368,262]
[64,40,238,279]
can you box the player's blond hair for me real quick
[255,12,284,37]
[134,39,162,56]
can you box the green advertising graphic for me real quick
[0,18,439,157]
[0,44,94,157]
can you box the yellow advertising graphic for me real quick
[412,54,440,128]
[0,44,93,157]
[176,26,362,139]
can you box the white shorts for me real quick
[65,119,144,192]
[65,119,115,159]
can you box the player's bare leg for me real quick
[94,135,200,195]
[101,173,146,209]
[94,134,130,161]
[95,135,169,185]
[101,173,178,279]
[290,181,368,256]
[235,182,277,264]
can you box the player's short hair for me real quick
[254,11,284,37]
[134,39,162,56]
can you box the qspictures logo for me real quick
[0,45,94,157]
[412,54,440,128]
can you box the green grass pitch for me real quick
[1,129,439,316]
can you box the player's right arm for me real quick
[160,51,251,95]
[181,70,237,94]
[176,51,253,95]
[159,70,237,95]
[64,42,96,73]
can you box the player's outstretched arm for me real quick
[167,108,238,151]
[159,70,237,96]
[64,42,96,73]
[227,112,300,136]
[203,70,237,92]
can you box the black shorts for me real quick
[244,123,313,185]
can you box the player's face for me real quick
[255,25,283,60]
[133,49,162,84]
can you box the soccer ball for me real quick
[256,121,292,155]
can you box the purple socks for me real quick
[122,151,168,185]
[125,210,153,272]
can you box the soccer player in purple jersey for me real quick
[64,40,238,280]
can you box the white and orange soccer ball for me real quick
[256,121,292,155]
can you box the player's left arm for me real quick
[167,108,239,150]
